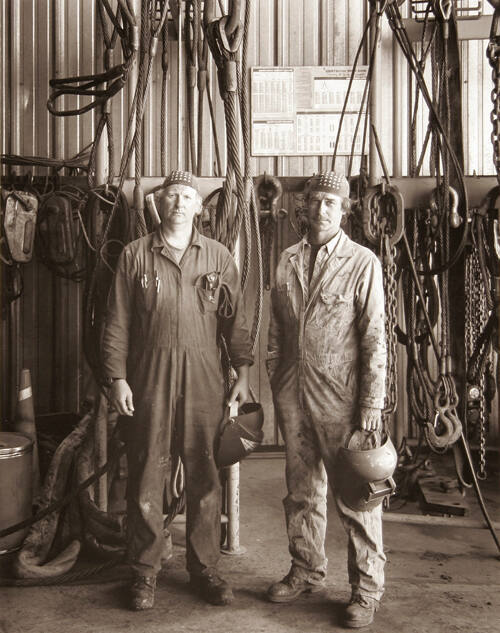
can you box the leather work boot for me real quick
[267,571,324,603]
[190,573,234,606]
[343,594,379,628]
[130,575,157,611]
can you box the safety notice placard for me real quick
[250,66,368,157]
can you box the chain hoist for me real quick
[466,215,496,480]
[255,174,285,291]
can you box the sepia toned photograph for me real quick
[1,2,499,632]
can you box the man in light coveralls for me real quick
[266,171,387,628]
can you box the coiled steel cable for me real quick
[385,2,469,275]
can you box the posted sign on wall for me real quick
[250,66,368,157]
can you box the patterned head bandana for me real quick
[305,171,350,199]
[162,170,199,194]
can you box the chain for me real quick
[362,189,402,419]
[369,196,382,240]
[487,9,500,184]
[478,368,487,480]
[466,248,489,479]
[465,254,474,372]
[477,251,488,480]
[382,235,399,417]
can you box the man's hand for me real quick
[227,364,250,408]
[360,406,382,432]
[265,357,280,382]
[110,379,135,416]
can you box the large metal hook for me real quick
[429,185,462,229]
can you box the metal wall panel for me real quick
[1,0,400,181]
[4,1,497,183]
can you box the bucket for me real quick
[0,432,33,555]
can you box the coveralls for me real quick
[102,227,253,577]
[268,229,387,600]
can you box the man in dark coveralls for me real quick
[102,170,253,610]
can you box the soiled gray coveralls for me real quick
[102,227,253,576]
[268,228,387,600]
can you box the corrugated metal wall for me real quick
[1,1,498,445]
[2,2,496,185]
[1,0,397,180]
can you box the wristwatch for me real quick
[103,376,121,387]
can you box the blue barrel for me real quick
[0,432,33,555]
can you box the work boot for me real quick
[343,594,379,628]
[190,573,234,606]
[267,570,324,603]
[129,575,157,611]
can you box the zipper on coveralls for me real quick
[291,255,307,410]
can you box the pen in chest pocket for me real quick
[139,271,161,293]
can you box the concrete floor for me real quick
[1,454,499,633]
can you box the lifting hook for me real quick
[429,185,462,229]
[255,174,286,221]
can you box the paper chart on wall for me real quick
[250,66,368,157]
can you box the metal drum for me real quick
[0,432,33,554]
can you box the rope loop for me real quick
[217,15,244,55]
[225,0,242,35]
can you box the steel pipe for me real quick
[221,399,245,554]
[222,462,245,555]
[127,0,140,178]
[53,0,65,161]
[383,512,500,531]
[177,5,183,168]
[392,31,403,178]
[368,10,382,186]
[95,11,108,186]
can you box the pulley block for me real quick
[255,174,286,220]
[3,191,38,263]
[39,195,76,264]
[466,383,481,425]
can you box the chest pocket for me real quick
[136,274,159,313]
[195,271,221,314]
[312,291,353,329]
[277,281,297,322]
[197,286,220,313]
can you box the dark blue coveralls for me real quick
[102,227,253,576]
